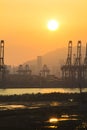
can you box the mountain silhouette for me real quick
[23,45,86,75]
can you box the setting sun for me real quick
[47,20,59,31]
[0,0,87,65]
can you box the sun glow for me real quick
[47,20,59,31]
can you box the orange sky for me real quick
[0,0,87,65]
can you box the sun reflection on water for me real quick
[45,115,78,129]
[47,125,58,128]
[48,115,78,124]
[49,118,58,123]
[61,114,69,118]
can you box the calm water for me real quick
[0,88,87,95]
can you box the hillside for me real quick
[24,46,86,74]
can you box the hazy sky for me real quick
[0,0,87,65]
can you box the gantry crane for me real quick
[0,40,5,81]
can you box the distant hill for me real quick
[24,45,86,68]
[22,44,86,76]
[24,47,67,66]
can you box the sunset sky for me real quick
[0,0,87,65]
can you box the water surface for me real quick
[0,88,87,95]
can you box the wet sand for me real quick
[0,92,87,129]
[0,101,86,130]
